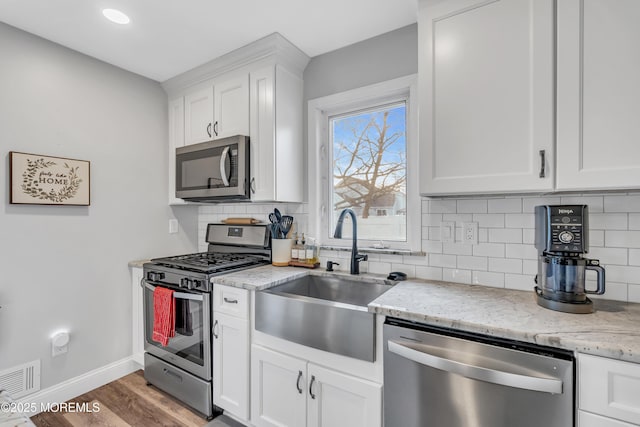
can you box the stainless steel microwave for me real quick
[176,135,249,201]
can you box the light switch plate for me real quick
[440,221,455,242]
[169,219,179,234]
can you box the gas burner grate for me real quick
[151,252,268,273]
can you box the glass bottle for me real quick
[306,237,318,264]
[290,232,299,261]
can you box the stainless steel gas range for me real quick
[142,223,270,419]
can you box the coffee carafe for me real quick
[534,205,605,313]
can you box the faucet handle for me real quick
[326,261,340,271]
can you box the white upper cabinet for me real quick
[184,73,249,146]
[250,65,304,202]
[556,0,640,191]
[162,33,309,203]
[168,97,187,205]
[214,73,249,139]
[419,0,555,195]
[184,86,215,145]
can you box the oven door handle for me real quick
[143,280,204,301]
[387,340,563,394]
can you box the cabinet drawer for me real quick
[579,353,640,425]
[579,411,637,427]
[213,284,249,318]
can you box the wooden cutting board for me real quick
[222,217,262,225]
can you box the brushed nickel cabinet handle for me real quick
[539,150,546,178]
[213,121,219,136]
[212,320,219,339]
[223,297,238,304]
[207,123,212,138]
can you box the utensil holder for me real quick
[272,239,293,266]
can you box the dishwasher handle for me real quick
[387,340,563,394]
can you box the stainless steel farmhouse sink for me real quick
[255,274,394,361]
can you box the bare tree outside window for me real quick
[330,103,407,242]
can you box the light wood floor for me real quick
[31,370,245,427]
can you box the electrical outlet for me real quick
[440,221,455,243]
[463,222,478,245]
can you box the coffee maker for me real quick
[534,205,605,313]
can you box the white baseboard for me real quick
[18,356,141,415]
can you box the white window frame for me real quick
[307,75,420,252]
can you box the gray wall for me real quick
[303,24,417,101]
[0,23,198,389]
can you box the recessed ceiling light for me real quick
[102,8,130,25]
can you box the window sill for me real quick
[319,245,425,257]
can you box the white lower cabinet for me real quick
[578,353,640,426]
[251,345,382,427]
[212,285,250,422]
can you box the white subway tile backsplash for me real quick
[478,228,488,242]
[473,214,505,228]
[589,213,628,230]
[606,265,640,284]
[488,257,522,274]
[429,253,457,268]
[605,230,640,248]
[473,243,505,257]
[505,213,534,229]
[629,249,640,266]
[630,214,640,230]
[560,196,604,212]
[422,240,443,254]
[523,260,538,275]
[457,255,487,270]
[488,228,522,243]
[368,261,392,275]
[522,196,562,213]
[488,198,522,213]
[422,213,443,227]
[506,244,538,260]
[604,195,640,213]
[629,285,640,303]
[588,281,627,301]
[588,247,628,266]
[430,199,457,213]
[589,230,605,247]
[443,213,473,223]
[457,199,487,213]
[504,274,536,291]
[443,268,472,284]
[415,266,443,281]
[402,255,429,266]
[522,229,535,244]
[442,242,473,256]
[429,226,441,241]
[473,271,504,288]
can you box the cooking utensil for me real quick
[274,208,282,222]
[279,215,294,238]
[222,217,261,225]
[268,212,282,239]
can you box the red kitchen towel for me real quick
[152,286,175,347]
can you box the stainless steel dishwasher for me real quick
[383,318,574,427]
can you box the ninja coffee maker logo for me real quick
[558,209,574,214]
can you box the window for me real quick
[308,75,419,252]
[329,102,407,242]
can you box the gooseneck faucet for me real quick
[333,208,368,274]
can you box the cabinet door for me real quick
[251,345,306,427]
[168,97,187,205]
[184,86,214,145]
[214,73,249,139]
[556,0,640,190]
[249,66,276,201]
[579,411,637,427]
[307,363,381,427]
[419,0,554,195]
[213,312,249,421]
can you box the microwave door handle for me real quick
[387,340,563,394]
[220,146,230,187]
[143,280,204,301]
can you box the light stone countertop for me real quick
[370,280,640,364]
[128,259,151,268]
[173,263,640,364]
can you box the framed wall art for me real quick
[9,151,90,206]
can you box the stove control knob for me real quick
[147,272,165,282]
[180,278,191,288]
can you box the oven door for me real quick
[175,136,249,200]
[142,280,211,380]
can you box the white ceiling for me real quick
[0,0,418,82]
